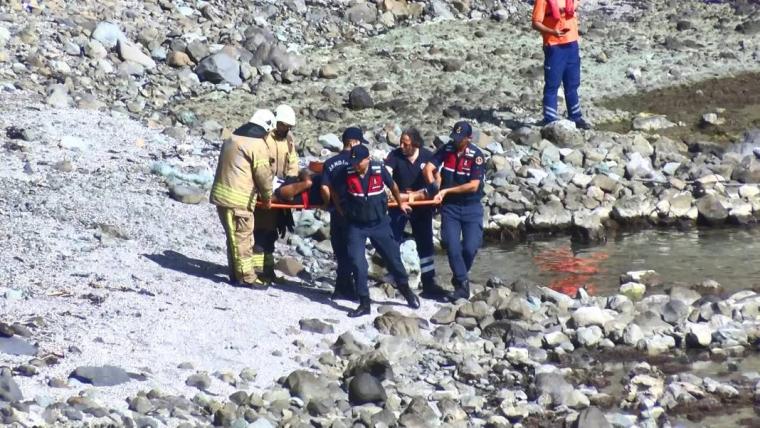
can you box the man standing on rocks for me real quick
[253,104,299,283]
[333,144,420,317]
[320,127,366,301]
[209,110,274,287]
[424,121,485,302]
[532,0,592,130]
[385,127,448,301]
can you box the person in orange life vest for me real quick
[332,144,421,317]
[532,0,591,130]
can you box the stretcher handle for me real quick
[257,198,440,210]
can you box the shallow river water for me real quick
[460,227,760,296]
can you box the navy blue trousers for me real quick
[347,218,409,298]
[389,207,436,285]
[543,41,583,123]
[440,203,483,284]
[330,212,354,293]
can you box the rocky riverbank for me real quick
[3,0,760,427]
[2,0,760,244]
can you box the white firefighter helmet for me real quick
[274,104,296,126]
[249,109,275,132]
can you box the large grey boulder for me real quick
[348,372,386,404]
[346,3,378,25]
[195,52,242,86]
[696,194,728,225]
[348,87,374,110]
[732,155,760,183]
[285,370,329,403]
[529,200,572,230]
[541,120,583,148]
[70,366,131,386]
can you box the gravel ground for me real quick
[0,89,442,412]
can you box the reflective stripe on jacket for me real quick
[210,134,273,210]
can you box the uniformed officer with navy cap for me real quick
[423,121,486,302]
[333,144,421,317]
[320,126,369,301]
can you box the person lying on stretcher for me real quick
[271,169,326,208]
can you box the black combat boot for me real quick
[348,296,371,318]
[419,278,448,302]
[398,283,420,309]
[447,279,470,303]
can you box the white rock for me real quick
[0,26,10,47]
[60,136,90,151]
[576,326,603,347]
[492,213,522,228]
[685,323,712,348]
[92,22,125,49]
[641,334,675,355]
[572,306,614,327]
[118,40,157,69]
[317,133,342,151]
[739,185,760,199]
[86,40,108,59]
[622,323,644,346]
[572,173,593,188]
[632,114,675,131]
[543,331,570,347]
[506,347,532,365]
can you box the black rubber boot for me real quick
[419,279,448,301]
[447,279,470,303]
[398,283,420,309]
[348,296,371,318]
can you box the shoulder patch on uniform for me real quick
[475,156,484,165]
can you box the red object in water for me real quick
[533,246,607,296]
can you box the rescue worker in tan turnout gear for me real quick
[253,104,299,283]
[210,109,274,287]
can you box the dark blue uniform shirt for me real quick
[334,161,394,224]
[323,150,352,210]
[430,142,485,205]
[384,147,433,192]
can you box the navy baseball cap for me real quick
[350,144,370,165]
[450,121,473,143]
[342,126,368,144]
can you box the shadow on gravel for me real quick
[269,280,412,313]
[268,280,355,312]
[142,250,229,284]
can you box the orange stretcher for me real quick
[260,161,441,209]
[258,198,440,210]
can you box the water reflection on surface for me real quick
[459,228,760,295]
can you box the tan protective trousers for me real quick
[217,207,257,284]
[252,209,279,272]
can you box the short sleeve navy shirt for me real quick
[384,147,433,192]
[430,142,485,204]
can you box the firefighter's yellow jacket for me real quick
[210,124,273,211]
[263,132,299,179]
